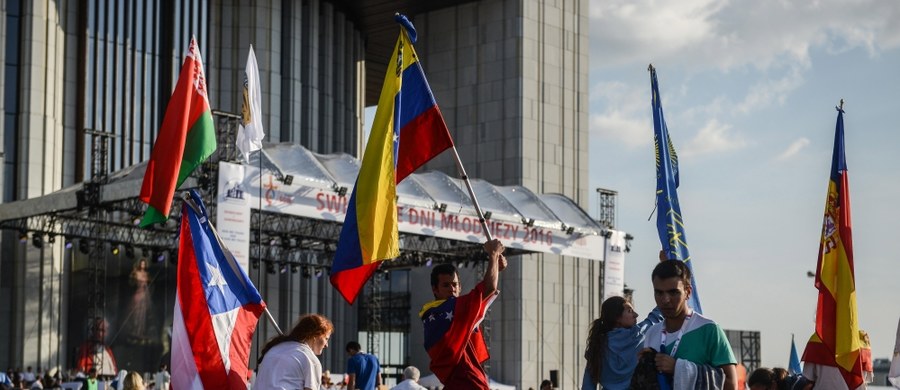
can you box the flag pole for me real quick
[181,193,284,336]
[447,146,494,241]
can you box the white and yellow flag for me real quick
[237,45,264,162]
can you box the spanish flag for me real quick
[802,105,863,389]
[330,14,454,304]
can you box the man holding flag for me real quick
[330,14,454,304]
[420,239,506,389]
[801,103,865,390]
[643,66,737,390]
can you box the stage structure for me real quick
[0,112,619,374]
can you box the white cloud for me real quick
[589,0,900,72]
[589,81,651,147]
[734,66,806,113]
[680,119,746,157]
[776,137,811,161]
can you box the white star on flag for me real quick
[206,261,229,297]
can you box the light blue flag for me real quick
[649,65,702,313]
[790,334,802,375]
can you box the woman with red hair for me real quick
[255,314,334,390]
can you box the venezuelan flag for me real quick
[802,105,863,389]
[330,14,454,304]
[649,66,702,313]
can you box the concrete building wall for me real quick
[0,1,599,386]
[1,0,368,371]
[12,2,67,366]
[406,0,596,388]
[207,0,365,155]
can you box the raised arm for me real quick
[481,239,506,298]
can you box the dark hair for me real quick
[540,379,552,388]
[430,263,457,287]
[748,367,776,388]
[651,260,691,286]
[584,296,627,384]
[346,341,361,353]
[772,368,790,383]
[258,314,333,365]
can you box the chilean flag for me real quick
[171,190,265,389]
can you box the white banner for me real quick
[603,230,626,301]
[217,162,252,271]
[240,170,607,260]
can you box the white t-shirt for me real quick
[255,341,321,390]
[153,370,171,390]
[802,362,867,390]
[390,379,428,390]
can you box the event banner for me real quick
[241,169,606,260]
[217,161,252,271]
[603,230,626,301]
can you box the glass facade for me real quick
[80,0,208,180]
[4,0,21,202]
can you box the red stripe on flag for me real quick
[329,262,380,305]
[396,106,453,183]
[178,216,229,388]
[227,304,265,387]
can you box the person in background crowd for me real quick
[345,341,382,390]
[747,367,789,390]
[123,371,145,390]
[390,366,427,390]
[23,367,36,386]
[84,368,99,390]
[152,364,170,390]
[255,313,334,390]
[581,295,663,390]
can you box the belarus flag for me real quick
[171,190,265,389]
[139,36,217,227]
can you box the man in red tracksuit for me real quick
[419,239,506,389]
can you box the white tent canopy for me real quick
[0,143,614,260]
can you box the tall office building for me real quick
[1,1,599,388]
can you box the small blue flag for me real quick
[790,334,802,375]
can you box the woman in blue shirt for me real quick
[581,296,663,390]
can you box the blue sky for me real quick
[587,0,900,367]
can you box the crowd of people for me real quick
[576,250,877,390]
[0,364,169,390]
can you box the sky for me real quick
[586,0,900,368]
